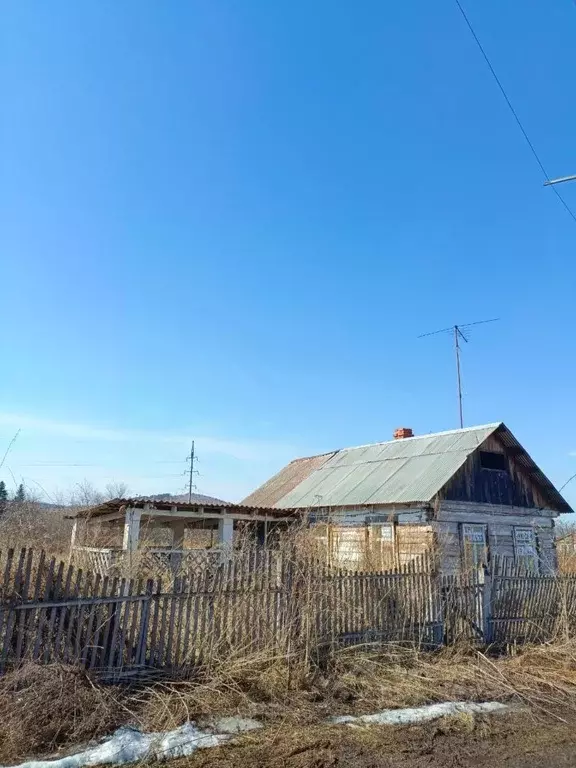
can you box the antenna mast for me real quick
[419,319,499,428]
[454,326,464,428]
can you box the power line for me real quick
[559,471,576,494]
[453,0,576,225]
[11,461,187,468]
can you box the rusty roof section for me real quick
[241,452,336,508]
[71,497,299,520]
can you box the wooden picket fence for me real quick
[1,547,576,679]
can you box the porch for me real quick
[69,497,297,575]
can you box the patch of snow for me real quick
[3,723,230,768]
[330,701,509,726]
[210,717,263,734]
[4,701,509,768]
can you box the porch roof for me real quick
[70,497,299,523]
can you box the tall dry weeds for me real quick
[5,641,576,763]
[0,664,129,763]
[130,639,576,739]
[4,525,576,765]
[0,502,73,559]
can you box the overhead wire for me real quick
[453,0,576,225]
[559,471,576,494]
[11,460,187,468]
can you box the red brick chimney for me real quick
[394,427,413,440]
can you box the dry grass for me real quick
[0,664,129,763]
[134,640,576,736]
[5,641,576,764]
[3,525,576,764]
[130,644,576,767]
[135,652,313,731]
[165,713,576,768]
[0,502,73,559]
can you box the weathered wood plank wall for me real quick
[441,434,550,509]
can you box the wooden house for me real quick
[243,423,572,573]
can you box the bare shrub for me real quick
[0,500,72,557]
[556,523,576,574]
[0,479,133,561]
[69,479,105,508]
[104,480,130,500]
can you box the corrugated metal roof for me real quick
[146,492,230,506]
[275,425,497,508]
[241,452,336,508]
[243,423,573,514]
[73,497,298,520]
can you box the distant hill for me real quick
[139,492,230,506]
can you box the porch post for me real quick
[256,521,267,547]
[170,519,186,571]
[69,519,78,563]
[122,507,142,552]
[217,517,234,548]
[171,520,186,550]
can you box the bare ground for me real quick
[173,712,576,768]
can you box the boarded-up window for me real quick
[513,527,539,572]
[311,522,432,571]
[331,527,365,569]
[366,523,396,569]
[396,525,433,567]
[461,524,488,569]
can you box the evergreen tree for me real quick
[0,481,7,514]
[14,483,25,503]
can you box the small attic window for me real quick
[480,451,508,472]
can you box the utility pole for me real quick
[187,440,196,503]
[419,319,499,429]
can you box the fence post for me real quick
[482,565,493,644]
[136,580,153,666]
[432,568,444,648]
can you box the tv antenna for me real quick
[418,319,499,429]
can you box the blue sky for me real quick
[1,0,576,507]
